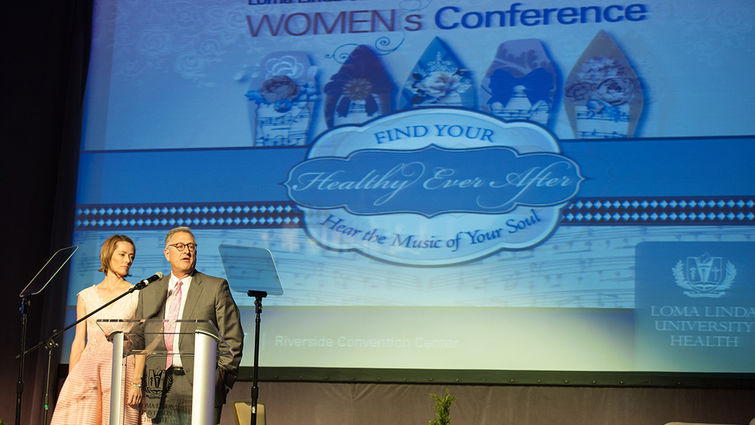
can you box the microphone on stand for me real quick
[134,272,164,289]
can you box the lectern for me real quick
[98,318,230,425]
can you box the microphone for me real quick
[135,272,164,289]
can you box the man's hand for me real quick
[126,383,143,406]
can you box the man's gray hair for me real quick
[164,226,195,246]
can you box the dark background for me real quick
[1,2,91,424]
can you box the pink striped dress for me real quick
[51,285,141,425]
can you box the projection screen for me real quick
[62,0,755,377]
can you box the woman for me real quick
[51,234,143,425]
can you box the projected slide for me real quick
[64,0,755,374]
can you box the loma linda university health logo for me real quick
[285,108,584,266]
[672,253,736,298]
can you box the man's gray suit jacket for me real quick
[135,271,244,411]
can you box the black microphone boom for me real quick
[134,272,164,290]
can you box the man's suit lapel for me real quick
[149,277,169,351]
[182,272,203,320]
[153,278,169,317]
[179,271,204,348]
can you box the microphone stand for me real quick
[248,290,267,425]
[15,246,77,425]
[19,279,152,425]
[15,296,31,425]
[16,295,63,425]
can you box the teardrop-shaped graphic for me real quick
[481,39,557,126]
[564,30,643,139]
[401,37,476,109]
[323,45,394,128]
[245,51,318,146]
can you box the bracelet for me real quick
[130,382,142,388]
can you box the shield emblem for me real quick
[686,255,723,292]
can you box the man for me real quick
[136,226,244,424]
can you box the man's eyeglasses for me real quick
[169,243,197,252]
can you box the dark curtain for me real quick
[0,2,92,424]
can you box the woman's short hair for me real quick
[98,234,135,273]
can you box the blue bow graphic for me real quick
[487,67,553,107]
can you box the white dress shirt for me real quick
[166,274,192,367]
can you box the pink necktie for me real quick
[164,280,182,368]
